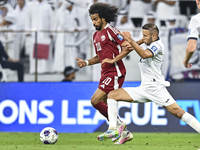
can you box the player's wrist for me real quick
[112,58,117,63]
[127,37,133,43]
[85,60,89,66]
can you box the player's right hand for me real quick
[101,58,114,66]
[121,31,132,43]
[75,57,87,68]
[183,59,192,68]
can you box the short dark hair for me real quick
[142,23,159,36]
[89,2,118,23]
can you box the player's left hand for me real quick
[101,58,114,66]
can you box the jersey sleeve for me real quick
[187,17,199,41]
[93,33,98,54]
[114,33,125,45]
[147,43,161,57]
[107,27,125,45]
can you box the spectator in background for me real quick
[0,11,16,60]
[167,15,187,34]
[0,41,24,82]
[146,11,156,24]
[0,3,14,17]
[25,0,54,74]
[0,3,14,34]
[179,0,197,19]
[62,66,78,82]
[14,0,27,60]
[128,0,151,28]
[115,0,133,30]
[153,0,178,27]
[143,11,160,28]
[73,0,91,60]
[53,0,78,72]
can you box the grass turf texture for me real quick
[0,132,199,150]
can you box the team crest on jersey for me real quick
[101,35,106,41]
[117,34,123,41]
[151,45,158,52]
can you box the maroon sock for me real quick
[93,101,109,120]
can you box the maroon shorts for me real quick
[98,75,125,93]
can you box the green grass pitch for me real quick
[0,132,199,150]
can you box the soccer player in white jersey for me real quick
[98,23,200,144]
[183,0,200,68]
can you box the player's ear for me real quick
[152,34,156,41]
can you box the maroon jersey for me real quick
[93,24,126,77]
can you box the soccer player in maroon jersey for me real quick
[76,2,143,144]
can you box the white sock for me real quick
[181,112,200,133]
[117,118,122,126]
[107,98,118,130]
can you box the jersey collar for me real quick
[156,37,160,41]
[104,23,110,29]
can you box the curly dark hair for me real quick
[89,2,118,23]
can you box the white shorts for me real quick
[123,83,176,106]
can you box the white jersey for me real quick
[187,13,200,41]
[139,38,168,86]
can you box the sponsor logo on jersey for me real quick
[151,45,157,52]
[165,99,169,103]
[117,34,123,41]
[101,35,106,41]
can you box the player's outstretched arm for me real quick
[76,55,100,68]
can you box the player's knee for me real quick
[91,96,98,106]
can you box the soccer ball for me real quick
[40,127,58,144]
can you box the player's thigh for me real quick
[141,84,175,106]
[91,88,107,105]
[123,86,154,103]
[108,88,133,102]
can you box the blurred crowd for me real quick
[0,0,198,81]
